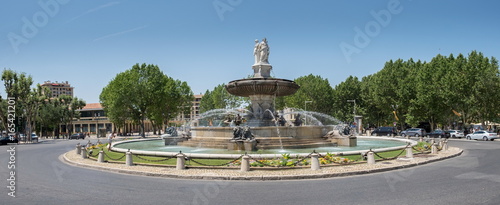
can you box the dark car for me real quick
[69,133,85,140]
[426,130,451,138]
[371,127,398,136]
[0,136,18,145]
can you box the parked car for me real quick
[69,133,85,140]
[426,130,451,138]
[371,127,398,136]
[448,130,464,138]
[400,128,426,137]
[19,133,39,142]
[0,135,18,145]
[466,130,498,141]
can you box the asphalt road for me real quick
[1,139,499,205]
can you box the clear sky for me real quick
[1,0,499,103]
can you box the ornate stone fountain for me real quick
[177,38,352,151]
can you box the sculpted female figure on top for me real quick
[253,38,270,65]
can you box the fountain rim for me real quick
[110,136,417,159]
[225,77,300,97]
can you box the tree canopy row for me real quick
[0,69,86,140]
[201,51,500,131]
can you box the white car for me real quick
[448,130,464,138]
[19,133,38,142]
[466,130,498,141]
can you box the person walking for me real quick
[107,132,115,151]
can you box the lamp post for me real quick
[304,101,313,125]
[95,112,100,138]
[347,100,356,135]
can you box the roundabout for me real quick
[62,137,463,180]
[2,138,500,205]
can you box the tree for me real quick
[1,69,33,137]
[37,97,64,137]
[279,74,334,116]
[199,84,246,113]
[58,95,86,136]
[100,63,192,137]
[149,79,193,133]
[332,76,361,122]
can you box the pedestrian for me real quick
[107,132,115,151]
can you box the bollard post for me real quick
[176,154,186,170]
[98,150,104,163]
[406,145,413,158]
[443,139,449,151]
[81,147,87,159]
[310,153,320,170]
[367,151,375,165]
[431,143,438,154]
[240,155,250,172]
[126,151,133,166]
[419,136,423,142]
[76,144,81,155]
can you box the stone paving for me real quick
[62,146,463,180]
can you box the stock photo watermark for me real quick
[213,0,243,21]
[6,97,17,197]
[340,0,404,63]
[7,0,70,54]
[179,179,231,205]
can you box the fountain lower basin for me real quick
[181,125,334,150]
[111,136,416,159]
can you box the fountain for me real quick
[111,38,416,158]
[176,38,353,151]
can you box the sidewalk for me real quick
[62,146,463,181]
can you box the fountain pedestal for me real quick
[252,64,272,78]
[228,140,257,151]
[331,136,357,147]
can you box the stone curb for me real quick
[61,149,463,181]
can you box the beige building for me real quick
[70,94,204,135]
[41,80,74,98]
[172,94,203,125]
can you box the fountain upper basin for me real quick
[226,77,300,97]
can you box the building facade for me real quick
[41,80,74,98]
[70,95,203,135]
[171,94,203,125]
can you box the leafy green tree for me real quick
[332,76,361,122]
[150,79,193,132]
[464,51,500,125]
[37,97,64,137]
[280,74,334,115]
[360,74,384,127]
[100,63,192,137]
[1,69,33,137]
[58,95,86,136]
[200,84,246,113]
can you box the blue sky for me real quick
[1,0,499,103]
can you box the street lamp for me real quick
[95,112,100,138]
[347,100,356,134]
[304,101,313,125]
